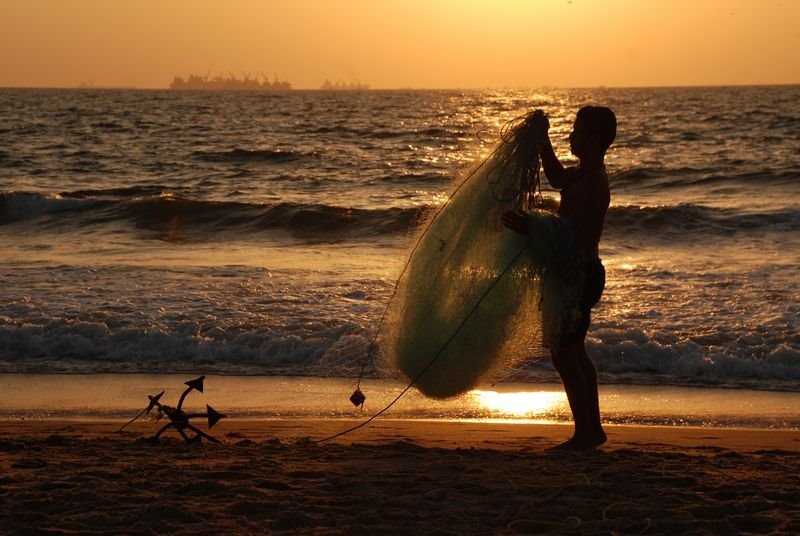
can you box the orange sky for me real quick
[1,0,798,89]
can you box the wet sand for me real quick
[1,418,798,535]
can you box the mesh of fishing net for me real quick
[317,112,584,399]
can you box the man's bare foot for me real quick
[547,430,607,452]
[593,428,608,447]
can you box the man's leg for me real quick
[576,345,606,442]
[551,341,605,449]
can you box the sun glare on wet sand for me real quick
[471,389,566,418]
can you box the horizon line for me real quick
[0,82,798,91]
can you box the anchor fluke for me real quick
[206,405,226,428]
[185,376,205,393]
[146,391,165,413]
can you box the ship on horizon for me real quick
[320,79,370,91]
[170,71,292,91]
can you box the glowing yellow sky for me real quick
[1,0,797,89]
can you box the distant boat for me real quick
[169,71,292,91]
[320,79,370,91]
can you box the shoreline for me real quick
[2,373,799,430]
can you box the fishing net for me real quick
[315,112,585,399]
[380,112,585,398]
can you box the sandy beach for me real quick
[1,418,798,535]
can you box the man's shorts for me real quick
[557,258,605,347]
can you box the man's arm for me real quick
[539,135,569,189]
[530,111,568,189]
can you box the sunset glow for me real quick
[1,0,797,89]
[1,0,799,530]
[472,390,566,417]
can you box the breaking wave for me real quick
[0,190,421,240]
[2,190,797,242]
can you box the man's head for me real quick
[569,106,617,159]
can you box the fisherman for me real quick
[503,106,616,450]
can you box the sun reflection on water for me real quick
[471,390,566,417]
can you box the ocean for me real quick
[1,86,798,400]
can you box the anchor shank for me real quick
[186,423,221,444]
[176,386,193,410]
